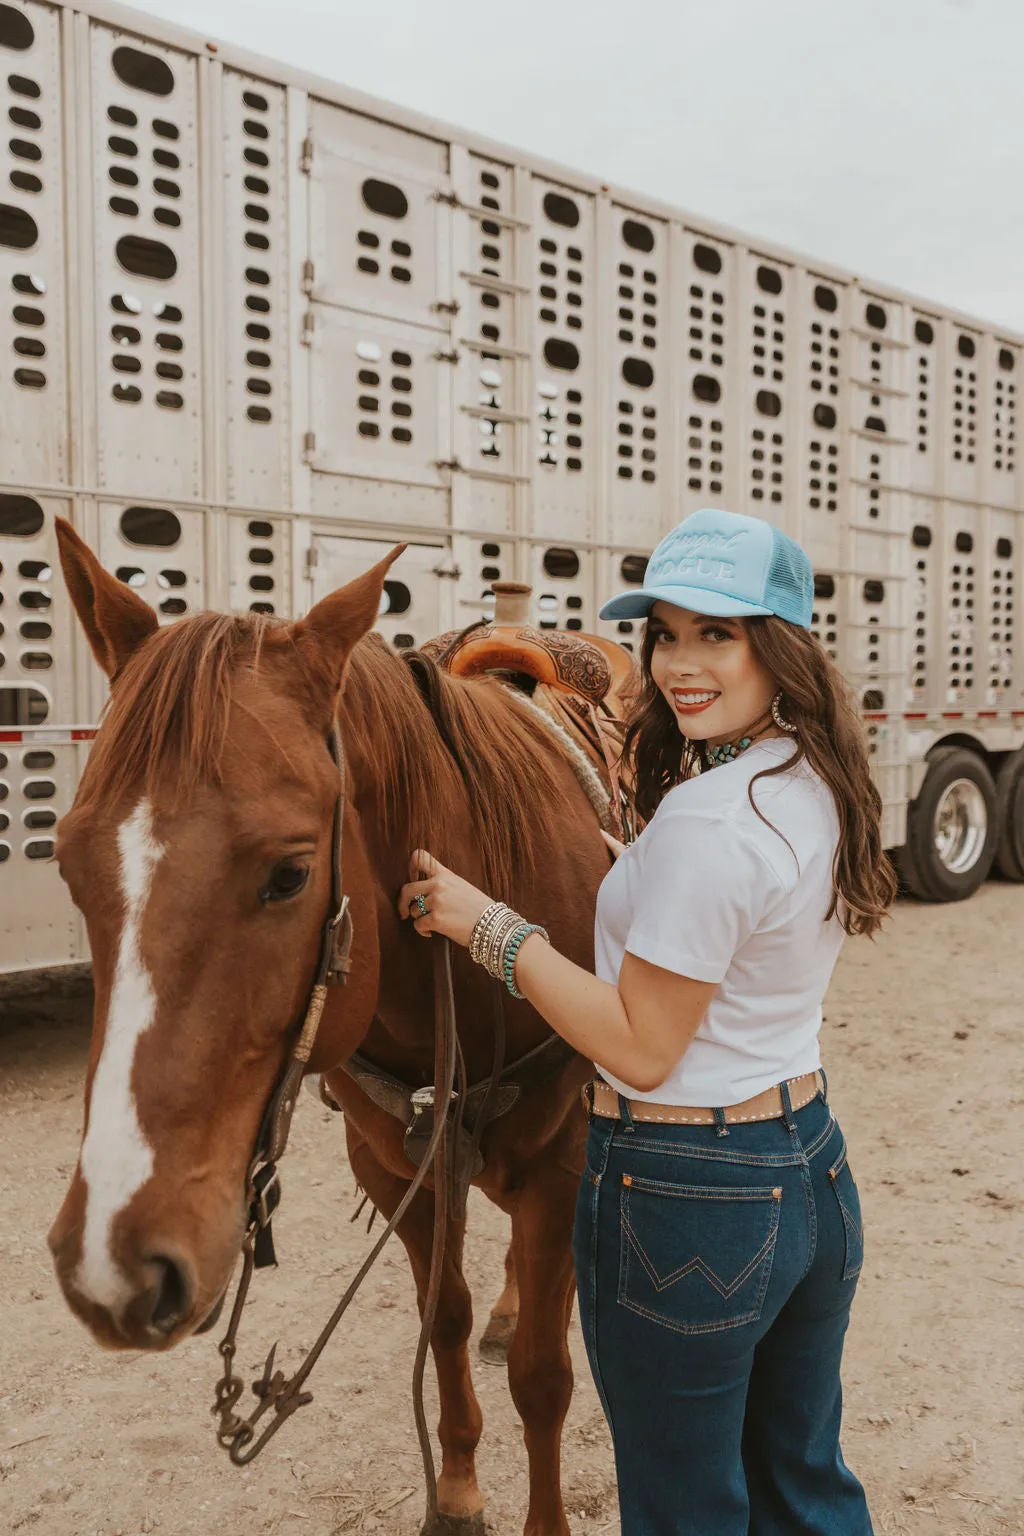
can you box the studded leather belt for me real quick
[583,1069,825,1127]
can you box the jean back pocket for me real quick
[618,1174,782,1335]
[828,1145,864,1282]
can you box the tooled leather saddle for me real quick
[419,582,638,842]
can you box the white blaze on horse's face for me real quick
[75,798,164,1312]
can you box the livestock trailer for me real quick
[2,0,1023,975]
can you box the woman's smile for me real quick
[670,689,722,716]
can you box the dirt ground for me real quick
[1,886,1022,1536]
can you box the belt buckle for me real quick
[580,1080,597,1122]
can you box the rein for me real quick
[208,725,470,1528]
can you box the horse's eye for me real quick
[261,864,309,904]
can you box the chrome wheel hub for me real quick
[933,778,988,874]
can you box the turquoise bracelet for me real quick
[502,922,548,999]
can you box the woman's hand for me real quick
[601,829,627,860]
[398,849,493,947]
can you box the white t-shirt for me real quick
[595,737,844,1106]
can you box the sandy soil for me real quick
[1,886,1022,1536]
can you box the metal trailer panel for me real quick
[603,204,672,552]
[308,533,451,651]
[96,498,206,619]
[1,1,69,487]
[306,101,449,333]
[226,511,292,618]
[3,0,1024,973]
[47,0,1024,335]
[309,306,451,500]
[448,149,526,539]
[87,18,204,499]
[528,176,597,546]
[0,488,75,724]
[219,69,293,511]
[451,530,516,627]
[529,541,594,637]
[0,738,87,968]
[676,228,737,518]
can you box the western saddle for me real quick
[420,582,638,842]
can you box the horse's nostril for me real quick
[149,1255,191,1335]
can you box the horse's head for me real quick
[48,520,399,1350]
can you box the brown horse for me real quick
[47,519,609,1536]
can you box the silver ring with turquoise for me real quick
[411,894,428,917]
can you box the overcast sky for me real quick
[130,0,1024,332]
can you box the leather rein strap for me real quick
[210,723,462,1530]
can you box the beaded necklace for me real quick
[702,715,774,771]
[705,736,753,767]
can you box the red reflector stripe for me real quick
[0,726,98,744]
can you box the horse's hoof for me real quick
[420,1513,489,1536]
[478,1312,516,1364]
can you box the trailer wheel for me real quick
[896,747,997,901]
[993,749,1024,881]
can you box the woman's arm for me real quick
[511,937,714,1092]
[398,851,714,1094]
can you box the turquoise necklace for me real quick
[702,715,773,770]
[705,736,753,767]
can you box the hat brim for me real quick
[599,583,775,622]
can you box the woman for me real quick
[399,506,896,1535]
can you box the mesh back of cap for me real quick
[766,529,814,627]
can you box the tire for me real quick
[896,747,998,902]
[993,749,1024,881]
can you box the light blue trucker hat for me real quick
[600,508,814,629]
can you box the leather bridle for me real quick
[240,725,355,1270]
[210,725,463,1530]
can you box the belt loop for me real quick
[818,1068,829,1104]
[616,1092,636,1134]
[581,1080,596,1122]
[779,1077,797,1133]
[712,1105,730,1139]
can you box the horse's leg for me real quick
[479,1240,518,1364]
[506,1165,578,1536]
[347,1131,486,1534]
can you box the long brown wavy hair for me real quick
[622,615,897,937]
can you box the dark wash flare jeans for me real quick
[573,1081,873,1535]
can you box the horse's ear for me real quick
[291,544,406,703]
[55,517,159,679]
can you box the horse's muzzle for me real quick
[195,1288,228,1334]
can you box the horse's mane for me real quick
[77,614,572,893]
[76,611,275,811]
[340,640,569,892]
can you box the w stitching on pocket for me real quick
[623,1210,777,1299]
[828,1145,864,1281]
[618,1178,782,1336]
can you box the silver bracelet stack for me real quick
[469,902,549,999]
